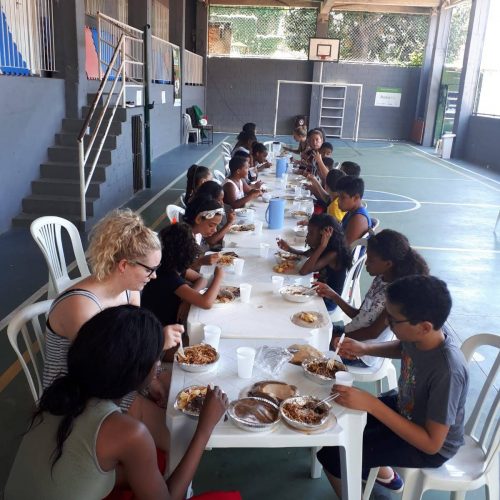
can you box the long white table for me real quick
[166,338,367,499]
[169,167,368,499]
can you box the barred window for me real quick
[208,6,317,59]
[328,11,430,66]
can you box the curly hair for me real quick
[367,229,429,280]
[158,222,200,273]
[88,209,161,281]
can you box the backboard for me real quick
[308,38,340,62]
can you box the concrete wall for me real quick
[462,115,500,171]
[320,64,421,140]
[206,58,313,134]
[0,76,66,233]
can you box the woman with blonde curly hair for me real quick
[43,209,182,453]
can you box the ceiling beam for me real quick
[210,0,321,8]
[331,5,433,14]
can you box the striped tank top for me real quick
[44,289,135,410]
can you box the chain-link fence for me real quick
[328,11,430,66]
[208,6,317,59]
[209,6,430,66]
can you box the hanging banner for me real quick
[374,87,402,107]
[172,46,181,107]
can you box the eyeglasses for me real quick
[387,314,412,328]
[128,260,160,277]
[199,208,225,219]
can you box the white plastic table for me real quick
[166,338,367,499]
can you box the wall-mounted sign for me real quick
[172,46,181,107]
[375,87,402,107]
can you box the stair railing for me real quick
[77,29,143,222]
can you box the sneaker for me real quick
[375,470,404,493]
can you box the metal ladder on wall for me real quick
[77,13,144,222]
[319,84,347,139]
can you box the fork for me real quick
[313,392,340,410]
[327,333,346,370]
[177,341,186,359]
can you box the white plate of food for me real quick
[175,344,220,373]
[213,288,236,307]
[280,396,332,431]
[174,385,207,417]
[230,223,256,233]
[280,285,316,303]
[241,380,299,405]
[217,251,238,267]
[274,250,302,264]
[290,311,329,328]
[234,208,255,223]
[273,261,297,274]
[302,358,347,385]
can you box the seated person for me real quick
[278,215,351,312]
[339,160,361,177]
[307,169,347,223]
[319,275,468,496]
[232,130,256,156]
[6,305,227,500]
[223,156,262,209]
[183,196,226,265]
[185,164,212,204]
[336,176,370,245]
[315,229,429,361]
[298,129,324,174]
[250,142,272,180]
[283,126,307,155]
[142,223,224,326]
[315,154,335,184]
[195,181,236,250]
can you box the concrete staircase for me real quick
[12,95,128,229]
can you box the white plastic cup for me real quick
[294,185,302,197]
[280,173,289,188]
[237,347,256,378]
[233,258,245,275]
[239,283,252,303]
[203,325,221,350]
[272,275,284,294]
[335,371,354,387]
[259,242,270,258]
[200,265,214,281]
[254,220,263,235]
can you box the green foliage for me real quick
[284,8,318,53]
[445,1,471,67]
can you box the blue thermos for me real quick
[265,197,286,230]
[275,157,288,178]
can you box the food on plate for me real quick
[176,344,217,365]
[217,252,238,266]
[273,261,296,273]
[230,223,255,232]
[304,359,344,379]
[214,289,235,304]
[247,381,298,404]
[281,399,328,425]
[223,286,240,298]
[232,398,279,425]
[290,210,309,218]
[299,311,317,323]
[275,251,301,262]
[176,386,207,414]
[287,344,323,365]
[281,285,313,296]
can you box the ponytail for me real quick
[186,164,211,201]
[31,375,88,469]
[394,248,429,279]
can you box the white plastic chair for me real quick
[183,113,200,144]
[221,142,232,156]
[7,300,53,402]
[371,217,380,233]
[329,252,367,324]
[178,193,187,208]
[363,333,500,500]
[213,169,226,185]
[30,216,91,298]
[166,204,185,223]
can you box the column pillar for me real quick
[421,6,452,146]
[452,0,491,158]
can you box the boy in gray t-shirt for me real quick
[317,275,469,496]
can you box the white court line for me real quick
[365,199,500,209]
[407,145,500,192]
[413,245,500,255]
[363,175,475,182]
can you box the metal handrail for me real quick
[77,32,143,222]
